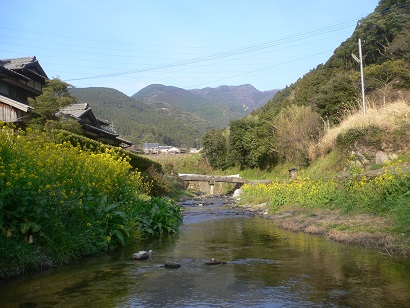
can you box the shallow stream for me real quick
[1,197,409,307]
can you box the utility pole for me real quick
[352,38,366,115]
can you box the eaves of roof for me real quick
[82,123,119,137]
[0,94,30,112]
[116,137,133,146]
[0,66,30,81]
[17,68,47,82]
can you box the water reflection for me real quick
[0,203,409,307]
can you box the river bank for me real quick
[238,202,410,258]
[2,197,410,307]
[180,194,409,257]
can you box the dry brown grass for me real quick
[275,104,322,165]
[312,99,410,158]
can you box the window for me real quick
[0,81,8,95]
[34,81,42,91]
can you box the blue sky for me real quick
[1,0,380,96]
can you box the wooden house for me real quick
[1,56,132,148]
[0,56,47,124]
[59,103,133,148]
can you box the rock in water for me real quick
[164,261,181,269]
[131,250,152,260]
[205,257,223,265]
[205,261,221,265]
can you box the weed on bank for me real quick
[241,160,410,233]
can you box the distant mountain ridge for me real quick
[190,84,278,110]
[133,83,278,113]
[70,84,279,147]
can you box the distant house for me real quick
[159,146,180,154]
[60,103,133,148]
[143,143,160,154]
[143,143,181,154]
[0,56,47,124]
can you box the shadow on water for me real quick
[1,197,410,307]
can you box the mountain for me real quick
[257,0,410,122]
[132,84,230,125]
[190,84,278,111]
[69,84,278,148]
[69,87,209,147]
[132,84,279,125]
[202,0,410,171]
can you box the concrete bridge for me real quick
[178,174,270,195]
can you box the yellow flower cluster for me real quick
[0,128,148,219]
[242,159,409,217]
[242,176,338,210]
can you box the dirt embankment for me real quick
[239,203,410,258]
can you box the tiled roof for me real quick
[1,56,37,70]
[59,104,133,147]
[59,103,89,118]
[60,103,89,110]
[0,56,48,79]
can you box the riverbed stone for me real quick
[164,261,181,269]
[131,250,152,260]
[375,151,389,164]
[233,189,242,199]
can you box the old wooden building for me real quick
[0,56,132,148]
[60,103,132,148]
[0,56,47,124]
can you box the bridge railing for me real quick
[178,174,245,184]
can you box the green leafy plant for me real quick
[132,198,183,237]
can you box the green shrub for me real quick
[335,125,383,150]
[132,197,183,237]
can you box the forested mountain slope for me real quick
[69,84,278,148]
[132,84,278,126]
[190,84,278,111]
[131,84,242,127]
[201,0,410,171]
[69,87,210,147]
[257,0,410,122]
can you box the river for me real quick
[1,197,409,307]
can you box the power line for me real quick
[64,20,358,81]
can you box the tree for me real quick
[227,116,275,170]
[227,119,249,169]
[274,105,322,166]
[241,119,277,169]
[201,128,229,169]
[314,71,357,122]
[28,78,77,121]
[28,78,82,134]
[365,59,410,106]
